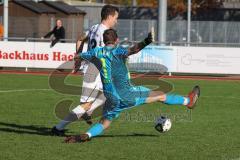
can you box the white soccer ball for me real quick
[155,116,172,133]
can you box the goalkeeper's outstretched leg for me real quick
[64,85,200,143]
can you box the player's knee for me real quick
[146,91,166,103]
[151,91,166,102]
[159,94,166,102]
[81,102,92,111]
[99,118,112,129]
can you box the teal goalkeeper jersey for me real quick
[80,45,131,106]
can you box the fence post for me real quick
[130,20,133,41]
[209,21,213,43]
[25,38,29,72]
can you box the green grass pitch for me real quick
[0,73,240,160]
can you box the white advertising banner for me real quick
[0,41,75,69]
[128,46,177,72]
[1,41,240,74]
[176,46,240,74]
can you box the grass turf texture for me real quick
[0,73,240,160]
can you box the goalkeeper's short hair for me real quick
[103,29,118,45]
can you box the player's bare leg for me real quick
[146,85,200,108]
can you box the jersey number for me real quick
[100,58,108,79]
[90,39,97,49]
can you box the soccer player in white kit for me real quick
[51,5,119,136]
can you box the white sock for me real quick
[86,132,92,138]
[55,105,86,130]
[183,97,190,106]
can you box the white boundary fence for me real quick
[1,41,240,74]
[0,41,75,69]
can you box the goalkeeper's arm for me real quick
[127,32,153,56]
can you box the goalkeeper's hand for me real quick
[144,32,153,45]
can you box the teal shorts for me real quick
[103,86,151,120]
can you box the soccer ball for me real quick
[155,116,172,133]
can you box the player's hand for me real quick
[74,55,81,60]
[72,55,82,74]
[144,32,153,45]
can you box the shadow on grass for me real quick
[0,122,159,138]
[98,133,158,138]
[0,122,56,136]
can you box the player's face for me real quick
[56,20,62,27]
[108,11,119,28]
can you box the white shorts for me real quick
[80,62,104,103]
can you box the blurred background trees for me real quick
[78,0,237,20]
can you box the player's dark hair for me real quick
[103,29,118,45]
[101,5,119,21]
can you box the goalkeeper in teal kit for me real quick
[65,29,200,143]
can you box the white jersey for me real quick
[87,24,108,50]
[80,23,108,103]
[81,24,108,72]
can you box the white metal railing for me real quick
[0,37,76,43]
[2,37,240,48]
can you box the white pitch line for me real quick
[201,96,240,100]
[0,89,239,100]
[0,89,51,93]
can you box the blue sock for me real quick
[86,123,104,138]
[164,94,189,105]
